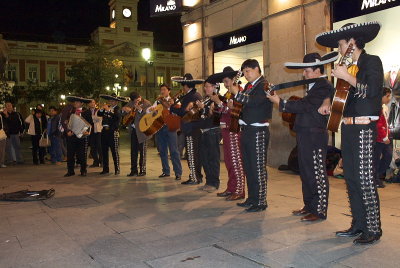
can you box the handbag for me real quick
[39,130,51,147]
[0,116,6,141]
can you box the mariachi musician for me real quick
[148,84,183,180]
[61,96,92,177]
[193,77,222,192]
[267,52,337,221]
[170,73,204,185]
[122,92,151,177]
[317,21,383,244]
[98,94,123,175]
[208,66,246,201]
[229,59,273,213]
[82,99,103,168]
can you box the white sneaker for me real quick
[0,164,6,168]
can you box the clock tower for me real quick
[109,0,139,33]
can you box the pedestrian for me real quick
[0,111,7,168]
[25,109,47,165]
[3,102,24,164]
[47,106,63,165]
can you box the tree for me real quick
[65,44,129,98]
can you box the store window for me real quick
[157,75,164,85]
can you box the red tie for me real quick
[247,84,253,90]
[75,109,82,116]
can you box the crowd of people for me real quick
[0,21,392,245]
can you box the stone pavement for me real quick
[0,134,400,268]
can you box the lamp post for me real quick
[142,48,151,99]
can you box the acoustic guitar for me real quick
[327,43,356,132]
[138,104,165,136]
[122,110,136,126]
[159,92,184,131]
[228,70,243,133]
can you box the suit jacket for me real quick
[384,70,400,97]
[280,77,333,131]
[343,53,383,117]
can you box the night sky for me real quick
[0,0,183,52]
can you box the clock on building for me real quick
[123,8,132,18]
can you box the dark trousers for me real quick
[66,135,87,173]
[200,128,221,188]
[156,126,182,176]
[297,129,329,219]
[49,135,63,163]
[186,128,203,181]
[130,128,146,173]
[341,123,382,236]
[240,126,269,206]
[31,135,45,164]
[101,129,119,172]
[374,141,392,182]
[89,132,102,165]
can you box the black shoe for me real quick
[138,172,146,177]
[159,173,170,178]
[100,170,109,175]
[115,170,120,175]
[353,233,381,245]
[80,171,87,177]
[245,204,267,212]
[175,175,181,180]
[336,227,363,237]
[127,172,138,177]
[237,199,253,208]
[181,178,200,185]
[64,172,75,177]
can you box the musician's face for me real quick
[243,67,260,83]
[109,100,118,106]
[182,84,190,93]
[160,86,170,97]
[204,82,215,96]
[303,67,321,79]
[223,77,233,90]
[383,93,392,105]
[88,100,96,108]
[74,101,83,109]
[338,39,355,56]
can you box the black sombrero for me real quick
[99,94,122,101]
[65,96,92,103]
[117,96,130,103]
[171,73,204,85]
[285,51,339,69]
[316,21,381,48]
[207,66,241,84]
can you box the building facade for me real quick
[4,0,184,110]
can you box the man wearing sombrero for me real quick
[61,96,92,177]
[98,94,123,175]
[268,52,337,222]
[317,21,383,244]
[207,66,246,201]
[170,73,204,185]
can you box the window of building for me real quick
[28,66,38,81]
[157,75,164,85]
[47,66,58,82]
[7,65,17,81]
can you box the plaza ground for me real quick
[0,132,400,267]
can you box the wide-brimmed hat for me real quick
[99,93,122,101]
[316,21,381,48]
[65,96,92,103]
[117,96,130,103]
[284,51,339,69]
[171,73,204,85]
[207,66,241,84]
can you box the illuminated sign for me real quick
[229,35,247,45]
[361,0,397,10]
[150,0,182,17]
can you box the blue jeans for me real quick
[155,126,182,176]
[6,134,23,163]
[49,136,63,163]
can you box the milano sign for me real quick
[150,0,182,17]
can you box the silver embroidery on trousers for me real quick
[313,149,328,217]
[186,135,197,181]
[229,132,245,194]
[255,130,267,206]
[114,131,120,171]
[359,129,381,234]
[141,141,147,173]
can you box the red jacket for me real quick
[376,109,389,143]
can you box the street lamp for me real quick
[142,48,151,99]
